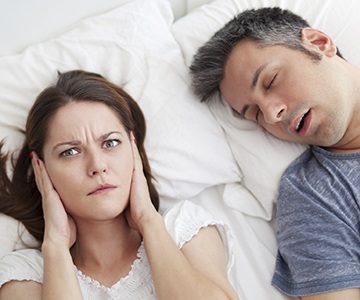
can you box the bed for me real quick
[1,0,359,299]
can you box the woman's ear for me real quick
[301,27,337,57]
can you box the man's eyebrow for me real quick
[240,104,249,117]
[237,63,268,116]
[231,107,242,117]
[251,63,268,91]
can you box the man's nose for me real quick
[259,98,286,124]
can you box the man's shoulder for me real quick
[280,146,335,190]
[279,145,360,200]
[284,145,360,176]
[283,147,314,175]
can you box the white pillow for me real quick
[0,0,135,56]
[0,0,241,217]
[173,0,360,66]
[172,0,360,217]
[209,99,306,218]
[0,213,40,259]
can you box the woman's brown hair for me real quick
[0,70,159,243]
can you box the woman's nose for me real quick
[87,150,107,176]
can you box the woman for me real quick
[0,70,237,299]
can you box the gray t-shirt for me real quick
[272,146,360,296]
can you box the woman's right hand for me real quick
[31,152,83,300]
[31,152,76,249]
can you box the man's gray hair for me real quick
[189,7,338,103]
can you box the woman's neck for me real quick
[70,213,142,286]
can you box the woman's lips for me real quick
[88,184,116,196]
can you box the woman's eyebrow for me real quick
[52,140,81,153]
[51,131,123,153]
[99,131,123,141]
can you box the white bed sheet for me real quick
[188,185,293,299]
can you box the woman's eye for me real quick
[103,139,120,149]
[60,148,79,157]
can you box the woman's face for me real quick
[42,101,133,222]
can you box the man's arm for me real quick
[302,288,360,300]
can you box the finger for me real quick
[30,152,54,199]
[30,151,43,191]
[131,131,144,173]
[130,132,149,194]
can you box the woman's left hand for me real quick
[125,132,159,234]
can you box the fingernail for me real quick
[37,159,40,166]
[29,152,34,159]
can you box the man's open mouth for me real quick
[295,110,310,132]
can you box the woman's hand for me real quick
[125,132,159,235]
[31,152,83,299]
[124,134,238,299]
[31,152,76,249]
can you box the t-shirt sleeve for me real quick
[0,249,43,287]
[272,153,360,296]
[162,200,235,275]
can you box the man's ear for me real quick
[301,27,337,57]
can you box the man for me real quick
[190,7,360,300]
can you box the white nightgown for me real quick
[0,201,234,299]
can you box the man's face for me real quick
[219,35,352,149]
